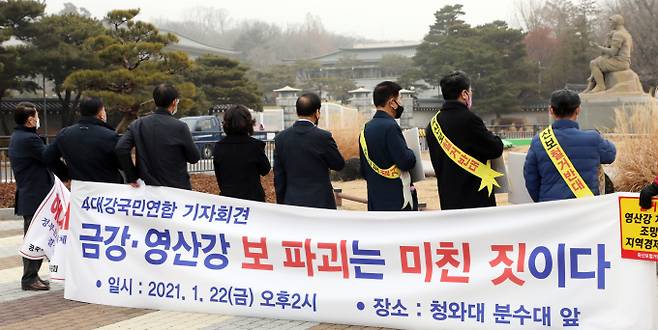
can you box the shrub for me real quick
[611,102,658,192]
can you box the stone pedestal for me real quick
[274,86,302,129]
[579,93,655,131]
[348,87,375,118]
[604,70,644,95]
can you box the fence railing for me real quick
[0,147,13,184]
[487,125,543,140]
[188,140,275,174]
[0,140,277,182]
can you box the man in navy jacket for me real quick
[273,93,345,209]
[9,102,65,291]
[360,81,416,211]
[524,89,616,202]
[44,97,123,184]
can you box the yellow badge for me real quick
[430,114,503,196]
[359,129,401,179]
[539,125,594,198]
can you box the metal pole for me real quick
[42,74,48,142]
[537,61,540,96]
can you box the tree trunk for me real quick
[0,93,10,135]
[115,104,140,134]
[63,89,72,126]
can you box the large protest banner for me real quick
[64,181,657,329]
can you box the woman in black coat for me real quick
[213,105,271,202]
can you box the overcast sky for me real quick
[43,0,526,41]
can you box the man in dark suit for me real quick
[44,97,123,184]
[359,81,417,211]
[9,102,65,291]
[426,71,503,210]
[273,93,345,209]
[116,84,201,190]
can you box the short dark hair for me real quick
[153,84,179,108]
[222,105,254,136]
[373,81,402,107]
[14,102,38,125]
[79,97,104,117]
[296,93,321,116]
[440,71,471,100]
[550,89,581,117]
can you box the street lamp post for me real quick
[42,74,48,143]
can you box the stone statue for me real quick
[582,15,644,95]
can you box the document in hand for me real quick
[506,152,533,204]
[402,127,425,183]
[491,155,509,194]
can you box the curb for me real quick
[0,208,20,221]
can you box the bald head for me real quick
[296,93,321,116]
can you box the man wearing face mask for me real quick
[426,71,503,210]
[9,102,66,291]
[116,84,200,190]
[273,92,345,209]
[44,97,123,184]
[359,81,417,211]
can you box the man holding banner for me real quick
[9,102,64,291]
[524,89,616,202]
[44,97,123,184]
[639,176,658,209]
[425,71,504,210]
[115,84,201,190]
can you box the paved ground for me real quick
[0,220,387,330]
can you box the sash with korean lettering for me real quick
[359,129,401,179]
[539,125,594,198]
[429,113,503,196]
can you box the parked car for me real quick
[180,115,224,159]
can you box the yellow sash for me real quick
[429,114,503,196]
[359,129,401,179]
[539,125,594,198]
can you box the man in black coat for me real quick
[426,71,503,210]
[9,102,65,291]
[273,93,345,209]
[44,97,123,184]
[116,84,201,190]
[359,81,417,211]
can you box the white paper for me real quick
[402,127,426,183]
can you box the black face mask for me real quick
[394,101,405,119]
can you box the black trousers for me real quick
[22,216,43,285]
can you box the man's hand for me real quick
[639,182,658,209]
[129,181,140,188]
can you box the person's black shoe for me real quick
[38,277,49,286]
[21,280,50,291]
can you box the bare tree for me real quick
[184,6,232,34]
[514,0,547,30]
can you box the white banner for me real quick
[64,181,657,329]
[19,176,70,280]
